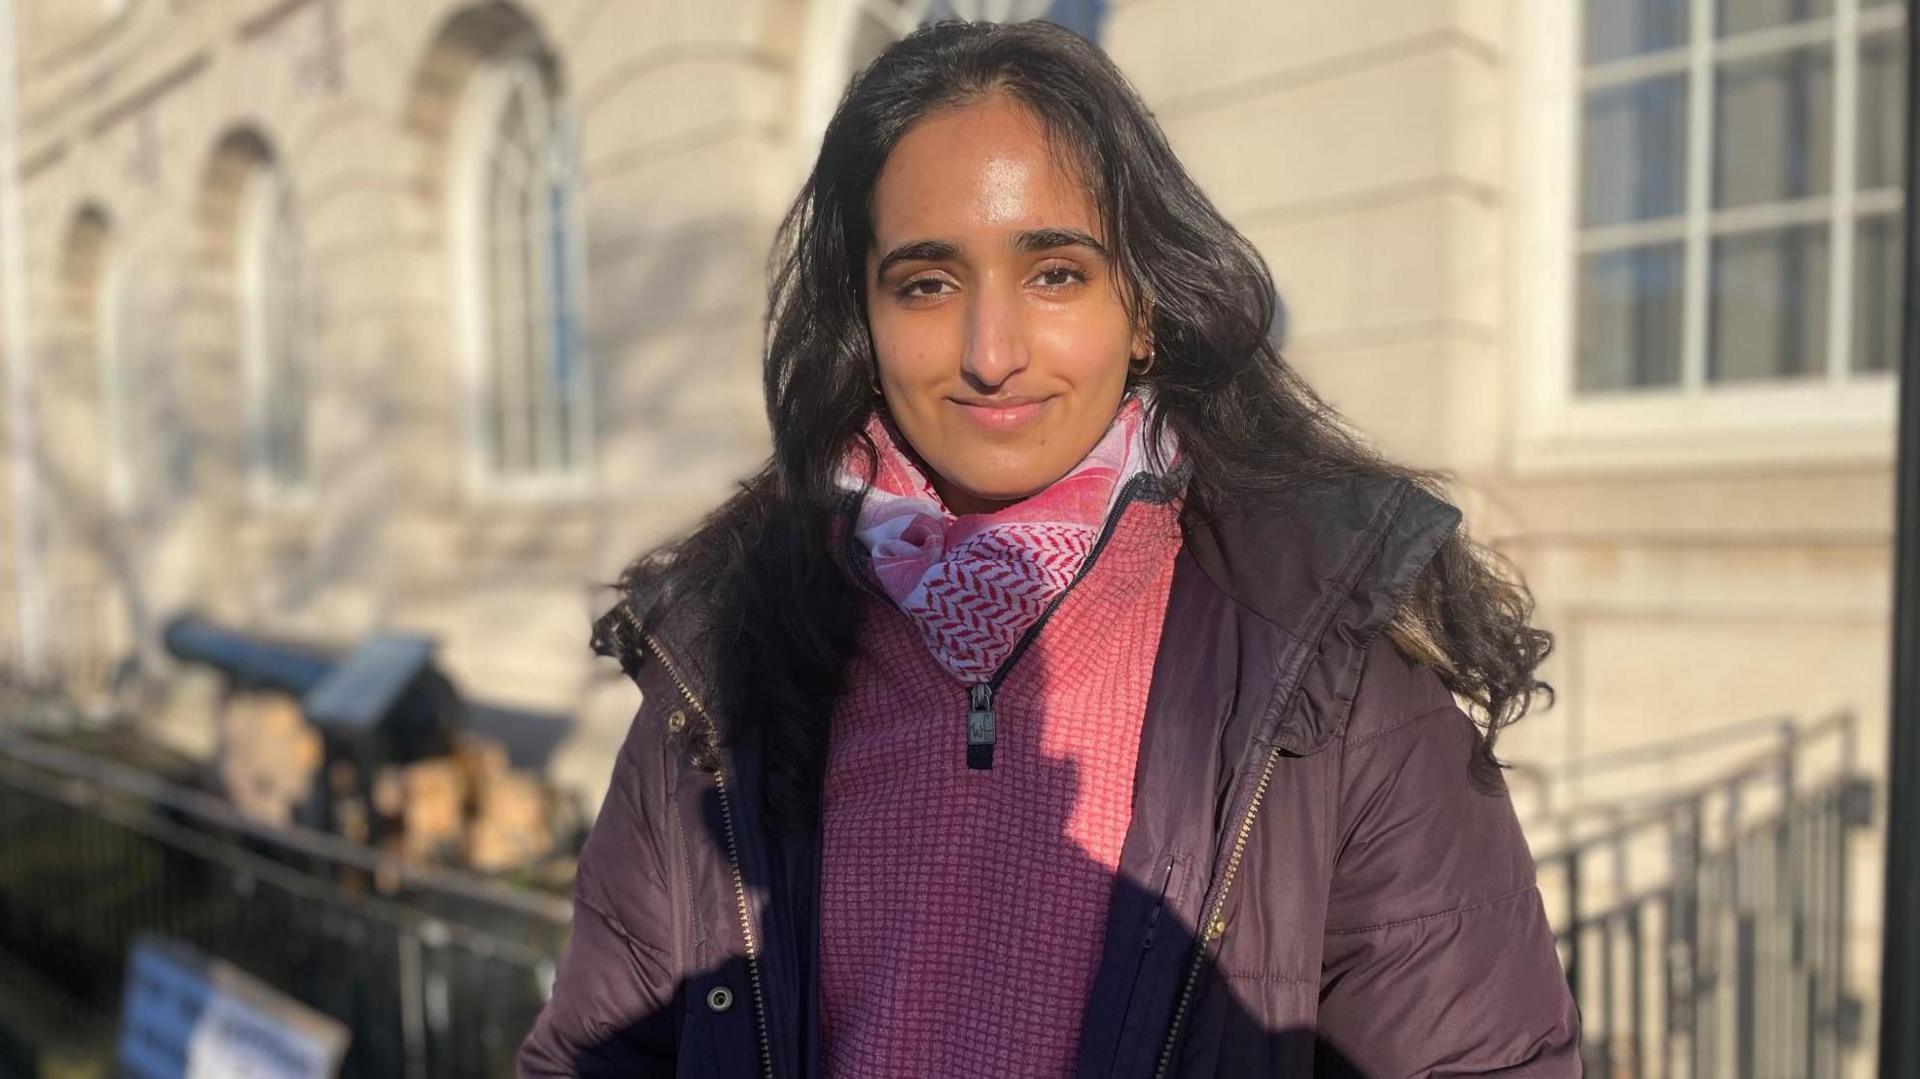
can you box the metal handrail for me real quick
[0,730,569,1077]
[1545,711,1800,781]
[0,757,556,969]
[0,732,572,924]
[1520,709,1857,833]
[1527,758,1784,865]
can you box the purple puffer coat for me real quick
[520,475,1582,1077]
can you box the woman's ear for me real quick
[1129,301,1155,364]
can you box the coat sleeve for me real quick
[1315,647,1581,1077]
[519,704,685,1077]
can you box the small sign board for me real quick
[117,935,349,1079]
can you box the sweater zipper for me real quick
[630,614,776,1079]
[962,472,1158,770]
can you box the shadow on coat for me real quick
[520,716,1377,1077]
[523,509,1393,1077]
[533,896,1374,1075]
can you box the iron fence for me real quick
[0,705,1882,1077]
[0,733,570,1078]
[1533,713,1874,1078]
[0,584,127,695]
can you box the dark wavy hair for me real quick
[598,19,1552,828]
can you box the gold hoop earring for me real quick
[1129,348,1156,377]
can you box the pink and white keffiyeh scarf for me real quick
[838,394,1177,683]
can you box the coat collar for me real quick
[596,473,1461,757]
[1176,474,1460,754]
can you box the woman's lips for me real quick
[950,396,1050,431]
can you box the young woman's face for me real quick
[864,95,1147,515]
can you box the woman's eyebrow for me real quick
[874,238,960,279]
[1012,227,1106,257]
[874,227,1108,280]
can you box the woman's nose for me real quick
[959,283,1028,389]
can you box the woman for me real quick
[522,19,1578,1079]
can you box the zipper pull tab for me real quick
[967,683,995,770]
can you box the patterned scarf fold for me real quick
[837,393,1177,683]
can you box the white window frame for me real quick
[448,50,593,501]
[1511,0,1901,474]
[240,164,313,506]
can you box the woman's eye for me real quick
[897,276,952,299]
[1034,266,1086,289]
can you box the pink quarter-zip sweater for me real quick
[819,495,1184,1077]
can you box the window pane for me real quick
[261,179,307,489]
[1709,224,1829,382]
[488,82,546,477]
[918,0,1100,38]
[1860,29,1908,192]
[1577,243,1686,391]
[1583,75,1690,226]
[1717,0,1830,38]
[1039,0,1102,41]
[1854,211,1903,373]
[1586,0,1689,63]
[519,175,547,473]
[1714,45,1833,208]
[488,150,527,475]
[547,177,578,469]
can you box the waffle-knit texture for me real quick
[819,495,1183,1078]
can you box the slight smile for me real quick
[949,395,1055,432]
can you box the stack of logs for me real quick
[216,690,558,874]
[369,731,555,872]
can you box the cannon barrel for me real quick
[162,612,458,765]
[159,610,564,867]
[162,613,336,694]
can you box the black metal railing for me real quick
[0,706,1878,1078]
[1531,712,1873,1078]
[0,733,570,1078]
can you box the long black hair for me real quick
[599,19,1552,826]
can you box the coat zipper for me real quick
[1151,742,1281,1079]
[628,611,776,1079]
[1149,617,1392,1079]
[711,764,776,1079]
[961,472,1160,769]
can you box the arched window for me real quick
[241,165,310,495]
[454,50,588,485]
